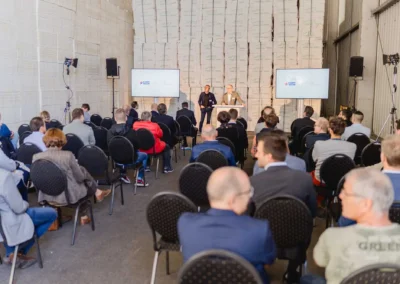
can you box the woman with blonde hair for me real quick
[40,110,51,129]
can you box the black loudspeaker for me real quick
[106,58,118,77]
[349,56,364,77]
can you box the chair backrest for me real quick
[305,145,316,172]
[389,202,400,224]
[78,145,108,178]
[136,128,156,151]
[100,117,114,130]
[84,121,98,131]
[320,154,355,190]
[93,127,108,153]
[16,143,42,164]
[178,250,263,284]
[174,120,182,137]
[255,195,313,249]
[62,133,85,159]
[18,124,31,136]
[297,126,314,143]
[108,136,135,165]
[237,117,248,130]
[236,120,245,129]
[340,263,400,284]
[196,150,229,170]
[216,137,236,157]
[19,131,32,145]
[48,119,63,130]
[300,131,315,153]
[179,163,213,207]
[347,133,371,163]
[157,122,173,146]
[176,116,193,135]
[361,142,381,167]
[147,192,197,244]
[90,114,102,126]
[30,159,70,203]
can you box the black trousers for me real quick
[199,107,213,132]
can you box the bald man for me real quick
[178,167,276,283]
[221,85,244,105]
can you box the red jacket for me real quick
[133,121,166,154]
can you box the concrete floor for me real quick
[0,138,326,284]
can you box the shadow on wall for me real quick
[278,99,298,132]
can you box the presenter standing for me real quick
[198,85,217,133]
[222,85,245,106]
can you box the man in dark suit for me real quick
[227,108,248,163]
[125,101,139,129]
[178,167,276,283]
[150,103,159,118]
[198,85,217,133]
[289,106,315,154]
[176,102,198,147]
[305,117,330,150]
[152,103,177,146]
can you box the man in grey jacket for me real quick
[0,168,57,267]
[63,108,96,146]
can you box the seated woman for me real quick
[33,129,111,224]
[255,106,280,134]
[251,113,280,157]
[0,112,18,149]
[40,110,51,129]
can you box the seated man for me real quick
[305,117,330,149]
[255,106,280,134]
[81,103,91,122]
[24,117,47,151]
[228,108,248,150]
[190,124,236,166]
[133,111,173,173]
[302,168,400,284]
[251,114,280,157]
[342,110,371,140]
[63,108,96,146]
[107,108,148,187]
[176,102,198,147]
[152,103,177,147]
[178,167,276,283]
[0,168,57,267]
[150,103,159,118]
[312,117,356,186]
[289,106,315,155]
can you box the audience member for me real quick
[305,117,330,149]
[40,110,51,129]
[253,130,306,175]
[152,103,177,147]
[176,102,198,148]
[312,117,356,186]
[81,103,91,122]
[133,111,173,173]
[63,108,96,146]
[302,168,400,284]
[190,124,236,166]
[251,114,280,157]
[228,108,248,150]
[341,110,371,140]
[178,167,276,283]
[0,168,57,268]
[338,108,353,127]
[255,106,280,134]
[217,111,231,126]
[33,129,111,224]
[289,106,315,155]
[0,112,18,149]
[150,103,159,118]
[125,101,139,129]
[24,117,47,152]
[107,108,148,186]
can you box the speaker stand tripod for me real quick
[108,66,120,120]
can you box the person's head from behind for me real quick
[262,106,275,117]
[217,111,231,124]
[40,111,50,122]
[182,102,189,109]
[115,108,127,124]
[352,110,364,124]
[30,117,46,134]
[381,135,400,170]
[72,108,84,122]
[43,128,67,149]
[339,168,393,222]
[123,105,131,115]
[157,103,167,115]
[141,111,152,122]
[151,103,158,111]
[314,117,329,134]
[264,114,279,128]
[255,130,287,168]
[303,106,314,118]
[228,109,238,121]
[339,109,352,121]
[201,124,217,141]
[81,103,90,112]
[204,85,210,93]
[131,101,138,109]
[207,167,252,215]
[328,117,346,137]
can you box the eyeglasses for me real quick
[237,186,254,198]
[340,189,365,199]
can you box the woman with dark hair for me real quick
[338,109,353,127]
[255,106,280,134]
[217,111,231,126]
[81,103,91,122]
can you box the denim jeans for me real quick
[300,275,327,284]
[118,152,148,179]
[5,207,57,256]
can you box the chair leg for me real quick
[134,169,139,195]
[109,183,116,215]
[150,251,160,284]
[174,146,177,163]
[71,203,81,246]
[166,251,170,275]
[35,234,43,269]
[9,245,19,284]
[57,207,63,228]
[93,195,97,204]
[301,260,308,276]
[120,182,124,205]
[88,201,95,231]
[155,157,159,179]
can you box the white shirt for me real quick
[342,123,371,140]
[227,93,232,104]
[24,131,47,152]
[264,161,287,171]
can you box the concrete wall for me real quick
[0,0,133,131]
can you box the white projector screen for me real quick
[131,69,180,97]
[276,68,329,99]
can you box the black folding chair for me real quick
[16,143,42,164]
[176,116,197,153]
[237,117,248,130]
[179,163,213,209]
[304,145,316,173]
[146,192,197,284]
[18,124,31,137]
[84,121,98,131]
[295,126,314,155]
[389,202,400,224]
[326,176,345,228]
[174,120,184,155]
[178,250,263,284]
[19,131,32,146]
[300,131,315,155]
[30,159,95,245]
[62,133,85,159]
[216,136,236,158]
[255,195,313,277]
[157,122,178,163]
[347,133,370,164]
[90,114,102,126]
[136,128,162,179]
[196,149,228,170]
[100,117,114,130]
[340,263,400,284]
[361,142,381,167]
[93,126,109,156]
[47,119,63,130]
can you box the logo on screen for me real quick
[284,82,296,86]
[140,81,150,85]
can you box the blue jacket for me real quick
[0,124,12,138]
[190,140,236,166]
[178,209,276,284]
[305,133,330,149]
[151,110,159,117]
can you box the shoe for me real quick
[96,189,112,202]
[80,215,91,226]
[2,253,21,267]
[120,175,131,184]
[135,178,149,187]
[17,254,37,269]
[184,147,192,150]
[163,167,174,173]
[145,167,151,172]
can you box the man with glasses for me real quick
[305,117,330,150]
[178,167,276,283]
[301,168,400,284]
